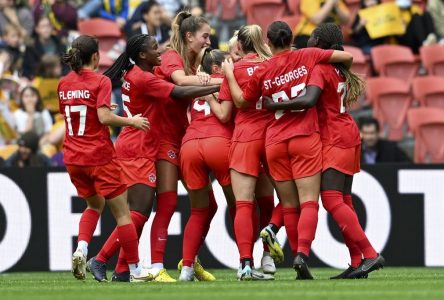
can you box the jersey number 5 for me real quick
[65,105,87,136]
[271,83,306,119]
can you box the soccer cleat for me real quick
[293,253,314,280]
[86,256,108,282]
[260,226,284,264]
[346,255,385,279]
[237,264,253,281]
[111,271,130,282]
[72,249,87,280]
[130,268,154,283]
[251,268,275,280]
[330,266,359,279]
[178,266,195,282]
[178,258,216,281]
[261,252,276,275]
[152,269,177,282]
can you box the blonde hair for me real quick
[169,11,209,75]
[237,25,271,60]
[228,31,239,51]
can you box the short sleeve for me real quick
[243,67,263,103]
[218,77,232,101]
[96,77,112,109]
[144,74,175,99]
[300,48,334,65]
[158,50,184,80]
[308,65,326,90]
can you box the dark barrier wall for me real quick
[1,164,444,272]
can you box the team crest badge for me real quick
[167,150,177,159]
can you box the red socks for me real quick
[343,194,362,267]
[201,190,218,241]
[270,202,284,229]
[297,201,319,256]
[115,211,148,273]
[182,207,210,267]
[116,223,139,264]
[234,201,254,260]
[78,208,100,243]
[321,191,377,260]
[150,191,177,264]
[282,207,300,256]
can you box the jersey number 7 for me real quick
[65,105,87,136]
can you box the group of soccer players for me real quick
[58,10,385,283]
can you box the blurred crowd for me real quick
[0,0,441,167]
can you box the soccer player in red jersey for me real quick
[223,21,353,280]
[59,35,153,282]
[150,11,222,281]
[83,34,219,283]
[263,23,385,279]
[218,25,281,280]
[179,49,235,281]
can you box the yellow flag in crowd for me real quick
[359,2,406,39]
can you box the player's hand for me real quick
[197,72,211,86]
[131,114,150,131]
[263,96,275,109]
[222,58,234,75]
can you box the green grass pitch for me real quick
[2,268,444,300]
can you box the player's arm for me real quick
[97,106,149,130]
[171,69,223,86]
[206,93,233,123]
[264,86,322,110]
[170,85,220,99]
[329,50,353,69]
[222,59,250,108]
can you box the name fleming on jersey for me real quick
[59,90,91,101]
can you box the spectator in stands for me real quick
[5,131,51,167]
[32,0,78,38]
[396,0,438,53]
[125,0,170,52]
[157,0,181,18]
[206,0,245,43]
[350,0,386,55]
[0,0,34,37]
[13,86,53,139]
[0,24,23,74]
[0,156,4,166]
[293,0,350,49]
[78,0,129,29]
[427,0,444,44]
[0,93,17,145]
[359,117,411,164]
[22,16,65,79]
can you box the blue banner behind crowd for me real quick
[1,164,444,272]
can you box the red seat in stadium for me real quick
[344,45,370,78]
[240,0,287,35]
[412,76,444,109]
[420,45,444,77]
[407,107,444,163]
[366,77,413,141]
[371,45,419,84]
[78,18,122,52]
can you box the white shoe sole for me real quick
[72,255,86,280]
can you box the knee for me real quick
[320,191,343,213]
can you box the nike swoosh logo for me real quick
[361,261,374,272]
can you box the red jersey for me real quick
[154,49,191,146]
[309,64,361,148]
[219,53,273,142]
[243,48,333,146]
[115,65,175,160]
[182,74,233,144]
[58,69,114,166]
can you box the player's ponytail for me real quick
[63,35,98,73]
[267,21,293,50]
[104,34,152,82]
[312,23,365,108]
[199,48,225,74]
[237,25,271,60]
[169,10,209,75]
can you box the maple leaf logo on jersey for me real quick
[167,150,177,159]
[148,173,156,183]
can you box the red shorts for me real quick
[66,159,127,199]
[322,144,361,175]
[119,157,157,188]
[180,137,231,190]
[229,139,267,177]
[157,142,179,166]
[266,133,322,181]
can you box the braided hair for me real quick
[311,23,365,108]
[104,34,152,82]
